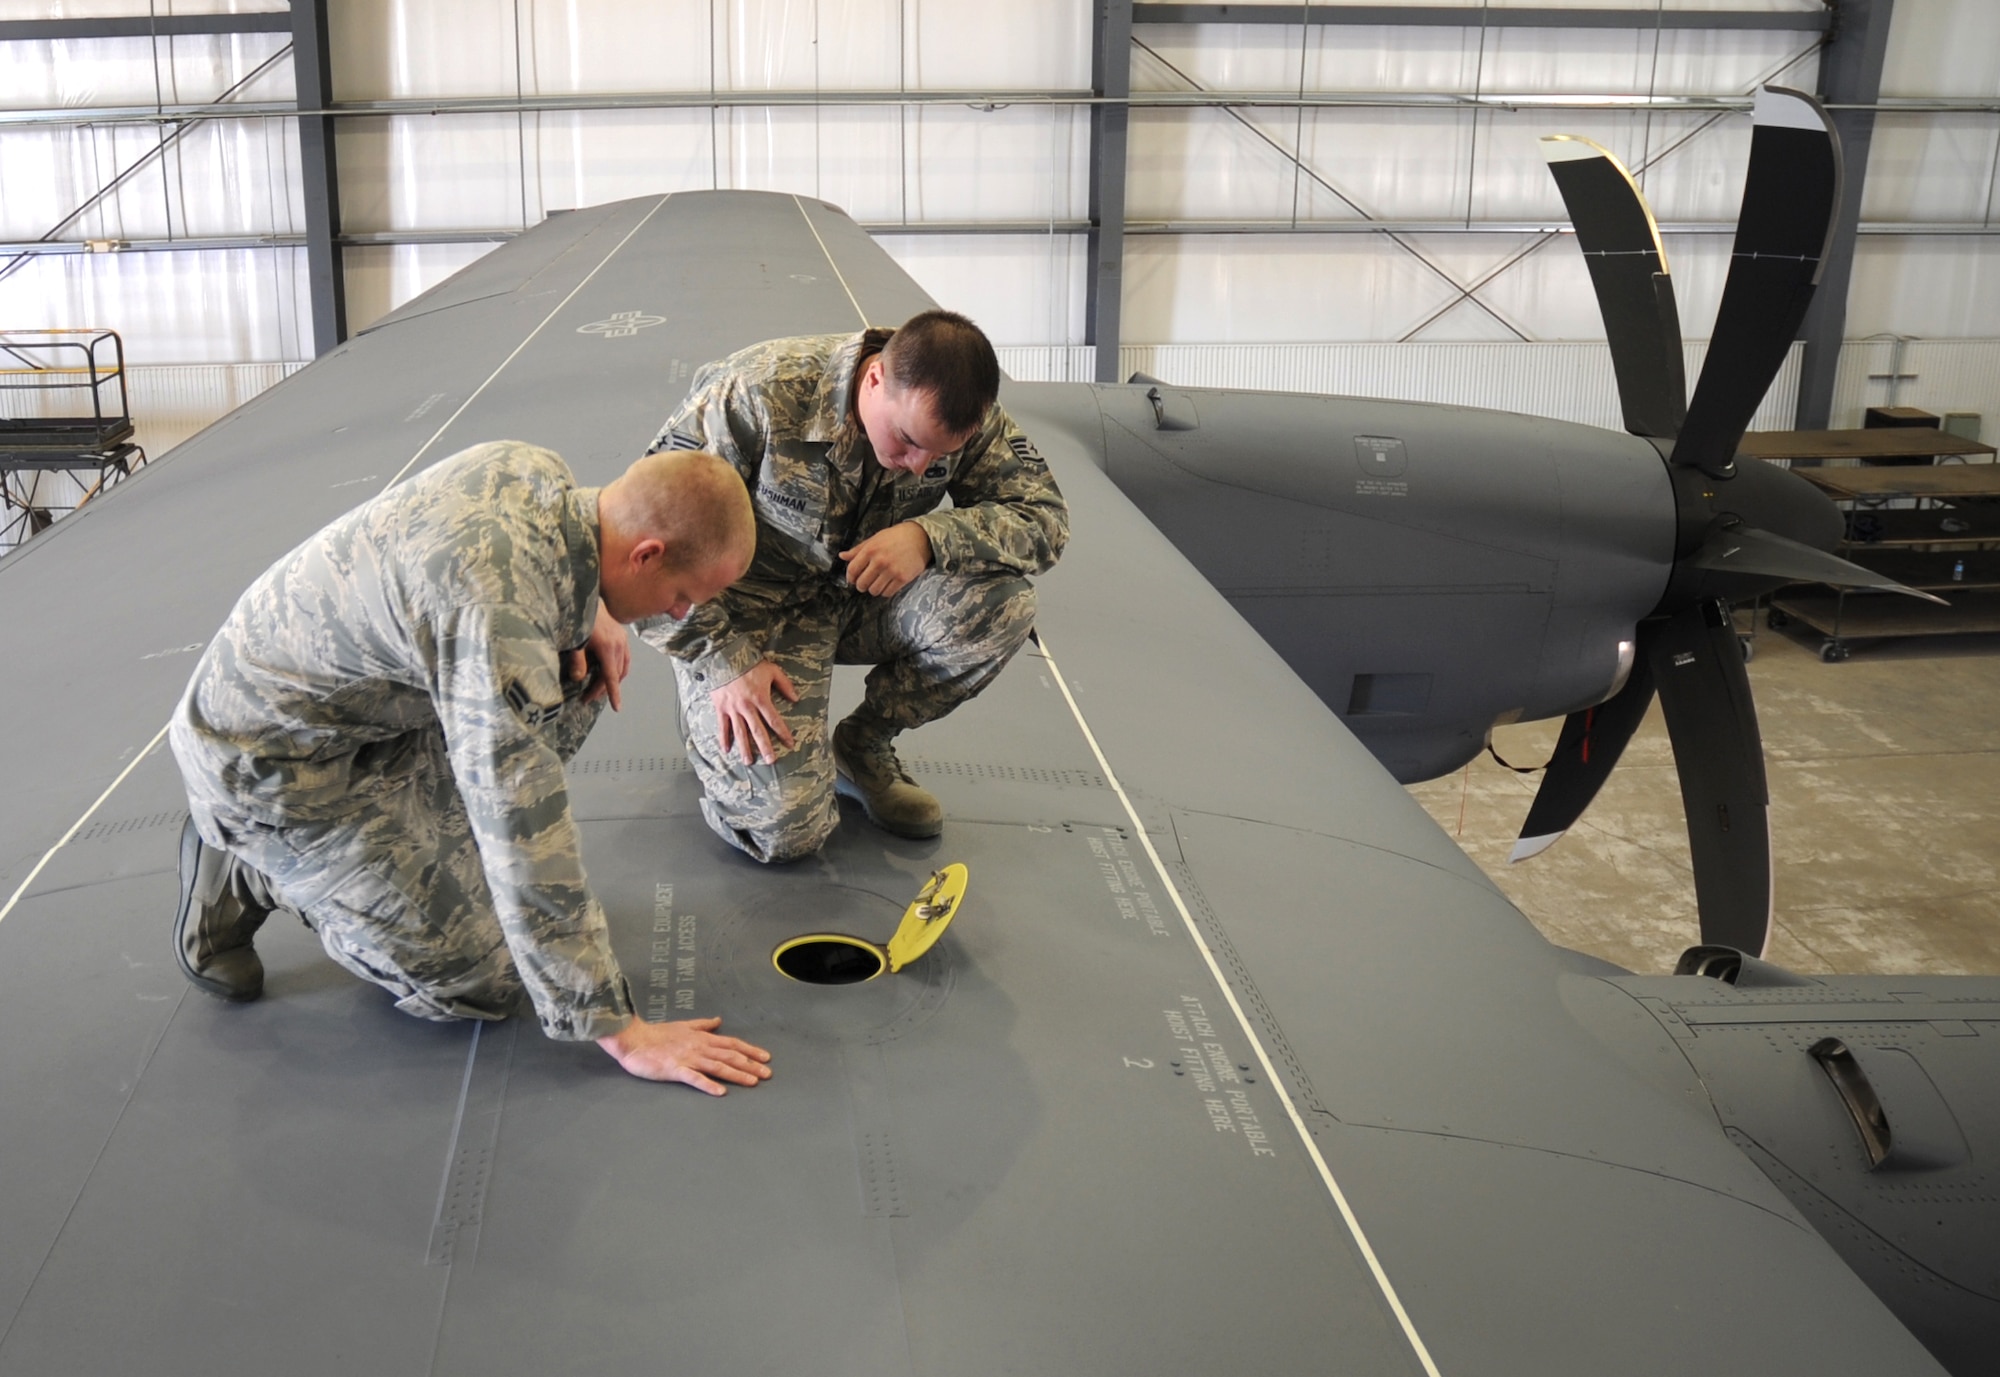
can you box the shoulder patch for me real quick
[505,678,563,728]
[662,428,704,453]
[1006,435,1047,468]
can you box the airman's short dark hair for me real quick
[878,310,1001,437]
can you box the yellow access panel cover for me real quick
[885,864,968,973]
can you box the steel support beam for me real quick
[17,220,2000,260]
[1133,5,1830,30]
[16,92,2000,130]
[1796,0,1896,429]
[0,13,291,41]
[1088,0,1134,384]
[291,0,346,356]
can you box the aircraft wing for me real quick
[0,193,1946,1375]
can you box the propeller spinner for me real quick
[1519,88,1937,957]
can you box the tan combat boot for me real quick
[832,717,943,840]
[173,817,274,1001]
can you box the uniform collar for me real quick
[800,332,871,445]
[565,485,604,642]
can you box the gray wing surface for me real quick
[0,192,1943,1375]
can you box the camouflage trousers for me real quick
[177,702,601,1023]
[674,568,1035,863]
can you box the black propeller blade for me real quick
[1649,599,1773,956]
[1688,523,1947,604]
[1516,87,1845,956]
[1510,636,1657,863]
[1671,87,1841,478]
[1539,135,1686,441]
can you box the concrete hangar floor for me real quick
[1409,619,2000,978]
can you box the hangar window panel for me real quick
[513,0,730,94]
[1124,109,1313,225]
[1133,22,1479,95]
[1389,232,1561,339]
[335,115,540,233]
[331,0,528,102]
[0,31,291,108]
[341,241,503,335]
[732,107,908,220]
[808,0,912,90]
[1880,0,2000,100]
[902,106,1086,226]
[1845,239,2000,342]
[1471,26,1814,99]
[0,119,298,244]
[1133,19,1813,99]
[711,106,904,219]
[500,109,725,219]
[0,247,308,364]
[1458,233,1627,343]
[0,0,284,13]
[875,233,1086,347]
[146,119,306,240]
[716,0,842,92]
[902,0,1088,90]
[1120,234,1467,344]
[1860,117,2000,225]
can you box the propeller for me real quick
[1519,88,1936,957]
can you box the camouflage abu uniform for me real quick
[170,441,634,1040]
[639,331,1069,862]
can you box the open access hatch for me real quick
[772,864,968,985]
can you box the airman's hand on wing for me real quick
[710,659,799,764]
[597,1016,773,1094]
[840,521,932,598]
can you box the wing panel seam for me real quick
[792,195,871,326]
[1035,632,1446,1377]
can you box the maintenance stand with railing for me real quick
[1,329,145,557]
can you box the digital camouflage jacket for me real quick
[639,331,1069,688]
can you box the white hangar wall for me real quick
[1,0,1998,482]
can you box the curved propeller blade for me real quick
[1690,524,1949,603]
[1670,88,1841,476]
[1540,135,1686,440]
[1649,599,1773,956]
[1511,637,1657,862]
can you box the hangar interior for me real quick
[3,0,1997,976]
